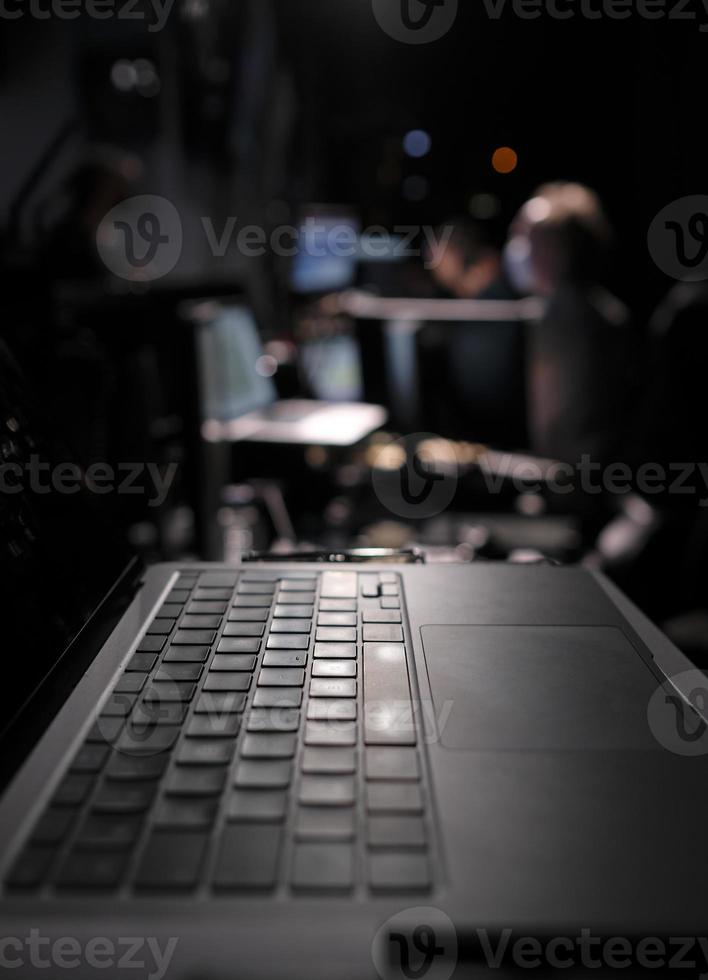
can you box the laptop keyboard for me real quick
[5,570,436,896]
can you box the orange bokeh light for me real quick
[492,146,519,175]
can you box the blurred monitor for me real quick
[290,207,360,295]
[300,335,364,402]
[197,306,277,422]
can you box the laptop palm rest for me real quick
[422,625,661,751]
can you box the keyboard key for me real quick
[291,843,353,891]
[247,708,300,732]
[227,790,288,822]
[71,744,110,774]
[312,660,356,678]
[131,701,188,727]
[296,807,355,842]
[253,689,302,708]
[222,622,265,637]
[241,733,297,758]
[299,776,355,806]
[210,654,257,672]
[270,619,311,634]
[186,601,227,615]
[147,619,175,636]
[381,597,401,609]
[280,578,316,591]
[57,851,128,890]
[217,637,261,654]
[5,848,55,889]
[273,604,313,619]
[321,572,357,598]
[305,721,356,747]
[302,748,356,774]
[194,587,232,601]
[263,650,307,668]
[381,584,399,597]
[238,582,276,596]
[314,642,356,659]
[199,572,237,588]
[368,816,426,849]
[52,774,93,807]
[92,783,156,813]
[316,627,356,643]
[173,629,216,646]
[126,653,158,672]
[118,725,180,756]
[32,808,76,844]
[101,693,137,716]
[258,667,305,687]
[362,609,402,624]
[165,766,227,796]
[363,643,415,746]
[309,678,356,698]
[227,607,269,621]
[76,814,142,850]
[155,664,203,682]
[155,798,217,828]
[157,603,183,619]
[234,760,292,788]
[203,673,252,692]
[137,635,166,654]
[232,596,272,608]
[307,699,357,722]
[363,624,403,643]
[178,740,235,766]
[106,753,169,781]
[319,598,356,612]
[368,853,430,892]
[87,716,125,744]
[360,574,379,598]
[135,830,208,890]
[366,747,420,781]
[187,714,240,738]
[367,783,423,813]
[167,589,191,603]
[266,634,309,650]
[143,682,196,703]
[276,592,315,606]
[163,645,210,663]
[213,825,282,889]
[114,674,146,695]
[180,614,222,630]
[317,612,357,627]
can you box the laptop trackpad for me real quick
[421,625,660,751]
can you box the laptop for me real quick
[2,341,708,979]
[193,302,387,447]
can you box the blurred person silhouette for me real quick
[39,147,143,279]
[504,182,635,464]
[428,217,510,300]
[422,219,526,445]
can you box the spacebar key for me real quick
[363,643,416,745]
